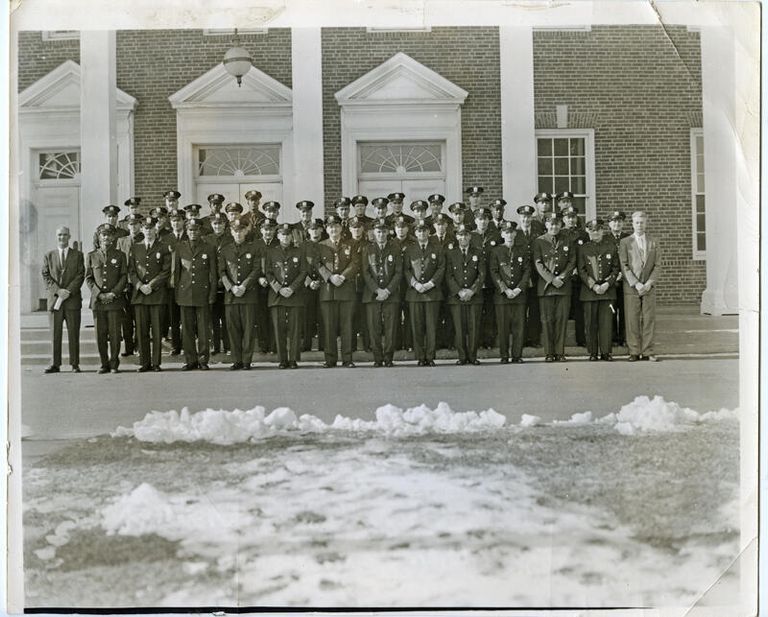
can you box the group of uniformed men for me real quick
[43,186,645,373]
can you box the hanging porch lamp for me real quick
[223,29,252,87]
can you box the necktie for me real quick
[59,249,65,268]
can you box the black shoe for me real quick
[500,357,509,364]
[212,348,220,355]
[110,368,120,374]
[322,361,335,368]
[243,363,252,370]
[384,360,394,368]
[513,357,524,364]
[545,355,555,362]
[557,355,566,362]
[278,362,288,369]
[456,360,466,366]
[288,361,298,369]
[181,363,197,371]
[628,354,639,362]
[171,349,181,356]
[427,360,436,367]
[639,355,649,361]
[601,354,613,362]
[152,366,162,372]
[373,361,382,368]
[198,364,210,371]
[98,367,110,374]
[416,360,426,367]
[44,365,60,374]
[471,359,481,366]
[137,366,151,373]
[589,355,598,362]
[120,351,133,357]
[71,365,81,373]
[230,362,243,371]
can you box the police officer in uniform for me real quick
[560,197,589,347]
[471,207,501,349]
[466,186,484,217]
[302,219,325,352]
[262,201,281,226]
[151,207,171,239]
[165,209,187,355]
[533,211,576,362]
[201,193,225,235]
[432,212,455,349]
[204,212,233,355]
[174,218,218,371]
[404,221,445,366]
[116,212,144,357]
[516,205,541,347]
[426,193,446,227]
[219,217,260,370]
[351,195,374,234]
[93,205,129,250]
[119,197,142,231]
[264,224,307,369]
[392,216,414,351]
[163,190,181,211]
[129,217,172,372]
[370,198,390,239]
[349,216,370,352]
[362,219,402,367]
[225,201,244,226]
[578,218,620,361]
[532,192,552,236]
[490,221,531,363]
[254,218,279,353]
[489,198,511,234]
[445,225,485,365]
[385,193,413,229]
[410,199,430,228]
[315,215,359,367]
[86,223,127,373]
[448,201,474,232]
[242,190,264,231]
[334,197,353,240]
[292,200,316,247]
[607,210,630,346]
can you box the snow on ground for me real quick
[23,397,740,609]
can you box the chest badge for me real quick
[472,255,478,262]
[202,253,208,260]
[156,252,162,260]
[246,253,252,259]
[388,254,393,262]
[563,246,569,252]
[110,258,117,264]
[293,256,299,263]
[431,253,436,260]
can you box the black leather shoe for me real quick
[120,351,132,357]
[322,362,335,368]
[342,361,356,368]
[98,367,110,374]
[110,368,120,374]
[137,366,151,373]
[152,366,162,372]
[545,355,555,362]
[417,360,426,367]
[181,363,197,371]
[373,361,382,368]
[456,360,466,366]
[171,349,181,356]
[427,360,436,367]
[278,362,288,369]
[243,363,252,370]
[44,365,60,374]
[601,354,613,362]
[230,362,243,371]
[198,364,209,371]
[628,354,639,362]
[589,355,599,362]
[471,359,481,366]
[500,358,509,364]
[71,365,81,373]
[513,357,524,364]
[384,360,394,367]
[639,355,649,361]
[288,361,298,369]
[556,355,566,362]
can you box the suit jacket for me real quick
[85,247,128,311]
[403,238,445,303]
[315,238,360,302]
[533,233,576,297]
[218,241,261,304]
[619,234,661,295]
[174,239,218,306]
[129,240,172,305]
[42,247,85,311]
[361,241,403,304]
[444,244,485,305]
[578,239,619,302]
[265,244,307,307]
[489,243,531,305]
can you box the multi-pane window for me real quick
[38,151,80,180]
[359,142,443,176]
[197,145,280,178]
[536,130,595,220]
[691,129,706,258]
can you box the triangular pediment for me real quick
[169,63,292,109]
[335,52,468,106]
[19,60,138,112]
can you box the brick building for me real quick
[15,25,735,313]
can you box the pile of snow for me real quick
[606,396,738,436]
[113,401,506,444]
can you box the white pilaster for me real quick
[699,26,738,315]
[499,26,537,208]
[80,31,117,249]
[291,28,324,211]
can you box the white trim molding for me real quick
[335,52,467,202]
[690,128,706,261]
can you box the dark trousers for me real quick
[395,301,413,350]
[320,300,355,364]
[49,308,81,367]
[611,288,626,344]
[525,285,541,346]
[584,300,614,356]
[135,304,164,369]
[409,301,440,362]
[167,295,182,351]
[256,288,275,352]
[479,287,497,348]
[450,302,481,363]
[366,301,398,363]
[271,306,303,364]
[570,279,585,345]
[352,291,370,351]
[94,309,122,370]
[211,292,228,353]
[180,304,211,366]
[303,289,321,351]
[225,304,256,364]
[436,299,453,349]
[121,290,136,354]
[539,295,570,357]
[496,302,526,360]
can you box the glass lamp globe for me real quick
[223,46,252,87]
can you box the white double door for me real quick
[356,179,446,217]
[195,182,293,222]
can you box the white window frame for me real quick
[42,31,80,41]
[691,128,706,260]
[194,143,282,183]
[534,128,596,220]
[357,141,446,181]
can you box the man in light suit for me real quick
[619,210,661,362]
[41,226,85,373]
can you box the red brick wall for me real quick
[18,32,80,92]
[321,27,502,213]
[533,26,705,303]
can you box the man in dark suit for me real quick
[490,221,531,364]
[606,210,631,345]
[362,219,403,367]
[619,211,661,362]
[315,215,359,367]
[129,218,172,372]
[174,218,218,370]
[578,219,620,361]
[41,226,85,373]
[533,212,576,362]
[445,225,485,365]
[404,221,445,366]
[264,224,307,369]
[86,224,128,373]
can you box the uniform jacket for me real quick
[578,239,619,302]
[431,230,456,250]
[533,233,576,297]
[92,226,128,250]
[129,239,172,305]
[218,240,261,304]
[403,237,445,303]
[203,231,234,253]
[444,244,485,305]
[315,238,360,302]
[116,233,143,259]
[173,239,218,306]
[302,241,323,287]
[265,244,307,307]
[361,240,403,304]
[619,234,661,295]
[42,247,85,311]
[85,247,127,311]
[470,229,501,288]
[489,243,531,305]
[607,231,631,285]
